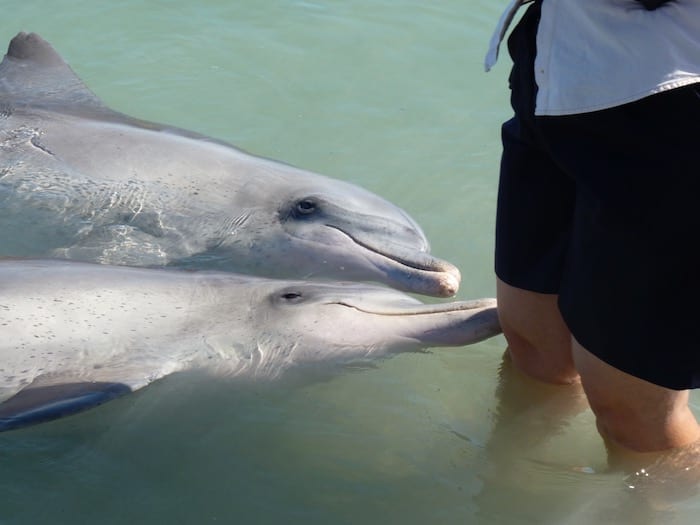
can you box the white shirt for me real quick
[486,0,700,116]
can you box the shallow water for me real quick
[1,1,698,524]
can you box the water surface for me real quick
[1,2,698,523]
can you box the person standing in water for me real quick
[486,0,700,453]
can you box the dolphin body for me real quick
[0,259,499,431]
[0,32,460,297]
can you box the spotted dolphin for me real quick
[0,259,498,431]
[0,32,461,297]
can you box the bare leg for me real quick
[488,353,587,452]
[498,277,700,453]
[572,340,700,452]
[496,278,579,384]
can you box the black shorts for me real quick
[495,1,700,390]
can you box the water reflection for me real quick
[471,353,700,524]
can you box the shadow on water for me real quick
[0,361,484,524]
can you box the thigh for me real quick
[540,85,700,390]
[495,118,575,293]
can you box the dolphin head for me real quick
[227,279,499,377]
[0,259,497,431]
[207,167,462,298]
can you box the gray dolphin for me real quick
[0,32,460,297]
[0,259,499,431]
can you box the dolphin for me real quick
[0,32,460,297]
[0,259,499,431]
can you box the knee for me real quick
[497,279,579,384]
[585,398,647,451]
[500,327,578,385]
[585,393,700,452]
[573,342,700,452]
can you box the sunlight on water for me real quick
[1,1,698,524]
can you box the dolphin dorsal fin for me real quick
[0,32,107,113]
[7,31,65,65]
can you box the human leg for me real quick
[495,0,700,459]
[535,86,700,452]
[497,278,578,385]
[494,0,579,385]
[573,339,700,452]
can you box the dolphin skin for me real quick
[0,32,460,297]
[0,259,499,431]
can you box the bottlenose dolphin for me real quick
[0,259,499,431]
[0,32,460,297]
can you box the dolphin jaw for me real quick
[329,297,496,316]
[316,298,501,349]
[323,224,462,297]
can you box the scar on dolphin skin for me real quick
[29,134,54,156]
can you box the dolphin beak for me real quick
[414,304,501,347]
[357,240,462,297]
[336,297,501,347]
[326,220,462,297]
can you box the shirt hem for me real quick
[534,78,700,116]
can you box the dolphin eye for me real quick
[295,199,317,215]
[281,291,303,301]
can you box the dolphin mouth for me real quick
[327,225,462,297]
[331,297,501,346]
[332,298,497,316]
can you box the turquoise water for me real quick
[1,1,698,523]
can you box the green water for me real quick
[1,1,698,523]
